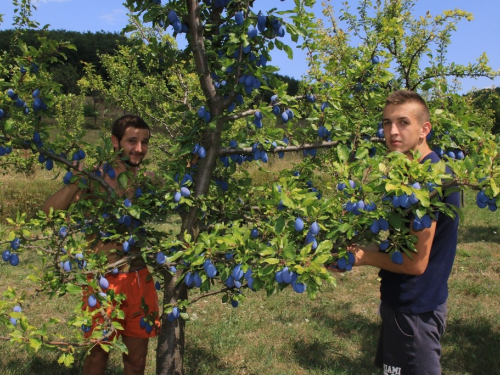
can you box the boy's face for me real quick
[112,126,150,167]
[382,101,430,157]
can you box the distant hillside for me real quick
[0,29,129,94]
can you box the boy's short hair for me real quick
[385,90,430,123]
[112,115,150,141]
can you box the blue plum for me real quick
[294,217,304,232]
[379,240,390,251]
[391,251,403,265]
[156,252,166,265]
[99,277,109,290]
[309,222,320,236]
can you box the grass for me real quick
[0,166,61,224]
[0,170,500,374]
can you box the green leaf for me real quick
[259,247,275,256]
[74,273,88,285]
[401,185,412,195]
[3,287,16,299]
[415,190,430,207]
[388,212,403,230]
[313,253,331,265]
[33,327,47,336]
[300,243,313,257]
[19,317,28,332]
[464,153,478,172]
[113,340,128,354]
[64,354,74,367]
[385,182,399,192]
[491,178,499,197]
[282,244,297,259]
[337,145,350,162]
[191,255,205,266]
[281,194,295,209]
[283,44,293,59]
[415,208,426,219]
[65,284,82,295]
[4,118,15,135]
[315,240,332,254]
[421,81,433,91]
[115,308,126,319]
[57,354,66,365]
[167,251,184,262]
[117,172,128,189]
[263,258,280,265]
[9,330,23,339]
[259,264,275,276]
[338,223,351,233]
[275,216,285,233]
[111,321,124,331]
[29,337,42,352]
[302,196,318,207]
[129,207,141,219]
[355,147,368,159]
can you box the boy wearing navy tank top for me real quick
[344,90,460,375]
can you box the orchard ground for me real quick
[0,143,500,374]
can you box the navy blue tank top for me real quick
[379,151,460,313]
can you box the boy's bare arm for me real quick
[42,161,89,214]
[42,183,85,215]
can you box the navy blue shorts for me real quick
[375,301,447,375]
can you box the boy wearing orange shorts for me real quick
[44,115,160,375]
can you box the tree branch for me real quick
[39,150,115,196]
[218,138,384,156]
[186,0,217,105]
[189,284,246,305]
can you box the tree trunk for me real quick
[156,271,188,375]
[155,0,224,360]
[155,127,221,374]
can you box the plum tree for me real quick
[0,0,499,374]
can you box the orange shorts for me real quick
[83,267,161,339]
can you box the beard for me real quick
[117,141,144,167]
[120,152,144,167]
[124,158,141,167]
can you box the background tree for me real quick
[467,87,500,133]
[0,1,499,375]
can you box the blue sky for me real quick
[1,0,499,93]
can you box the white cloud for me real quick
[100,8,127,27]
